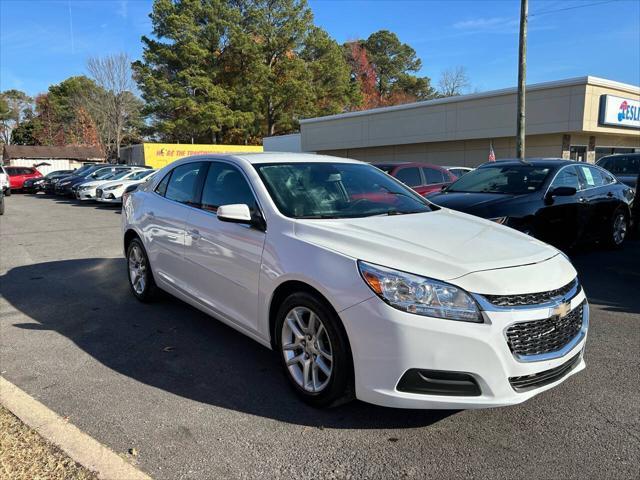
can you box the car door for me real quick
[143,161,207,292]
[182,161,266,332]
[577,164,620,239]
[536,165,586,247]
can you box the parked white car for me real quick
[76,167,144,201]
[443,166,474,178]
[96,169,156,204]
[0,165,10,195]
[122,153,588,409]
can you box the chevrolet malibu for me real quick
[122,153,589,409]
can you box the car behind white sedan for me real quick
[97,169,156,204]
[122,153,588,409]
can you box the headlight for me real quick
[489,217,508,224]
[105,184,122,191]
[358,261,481,322]
[79,185,93,190]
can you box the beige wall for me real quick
[320,131,640,167]
[301,77,639,164]
[320,134,565,167]
[301,82,588,152]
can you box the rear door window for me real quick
[578,165,611,188]
[422,168,446,184]
[395,167,422,187]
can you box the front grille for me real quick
[506,301,585,357]
[484,278,578,307]
[509,351,582,392]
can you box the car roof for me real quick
[230,152,363,165]
[371,162,447,169]
[477,158,577,168]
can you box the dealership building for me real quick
[297,76,639,166]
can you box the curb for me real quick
[0,376,152,480]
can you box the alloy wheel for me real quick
[281,306,333,393]
[612,213,627,245]
[128,244,147,295]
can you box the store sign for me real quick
[599,95,640,129]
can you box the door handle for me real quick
[578,197,588,203]
[187,229,201,240]
[606,192,613,197]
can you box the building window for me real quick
[569,145,587,162]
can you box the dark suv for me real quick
[597,153,639,189]
[597,153,639,231]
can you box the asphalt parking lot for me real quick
[1,194,639,480]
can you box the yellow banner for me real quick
[142,143,263,169]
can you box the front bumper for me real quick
[339,288,588,409]
[77,188,98,200]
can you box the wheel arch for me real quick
[124,228,141,255]
[267,280,352,357]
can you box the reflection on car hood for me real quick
[426,191,531,212]
[294,209,559,281]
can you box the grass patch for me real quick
[0,405,97,479]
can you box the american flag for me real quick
[488,141,496,162]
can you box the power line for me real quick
[530,0,623,17]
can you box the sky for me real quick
[1,0,639,97]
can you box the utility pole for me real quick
[516,0,528,161]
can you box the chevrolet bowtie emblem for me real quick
[551,302,571,318]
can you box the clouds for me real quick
[453,17,519,31]
[116,0,128,19]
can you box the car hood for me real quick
[78,180,108,188]
[294,209,559,281]
[427,191,531,213]
[99,178,141,189]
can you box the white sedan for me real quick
[122,153,588,409]
[76,168,145,201]
[97,169,156,204]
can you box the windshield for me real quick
[130,170,154,180]
[255,162,433,219]
[110,170,134,180]
[445,164,552,194]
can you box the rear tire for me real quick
[275,292,354,408]
[605,207,629,249]
[126,238,159,302]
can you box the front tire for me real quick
[126,238,158,302]
[605,207,629,249]
[276,292,353,408]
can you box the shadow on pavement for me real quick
[27,193,121,213]
[569,239,640,315]
[0,257,454,429]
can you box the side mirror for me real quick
[217,204,252,224]
[545,186,577,204]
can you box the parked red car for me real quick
[374,162,457,196]
[5,166,43,191]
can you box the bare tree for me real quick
[438,66,471,97]
[87,53,139,161]
[0,90,33,145]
